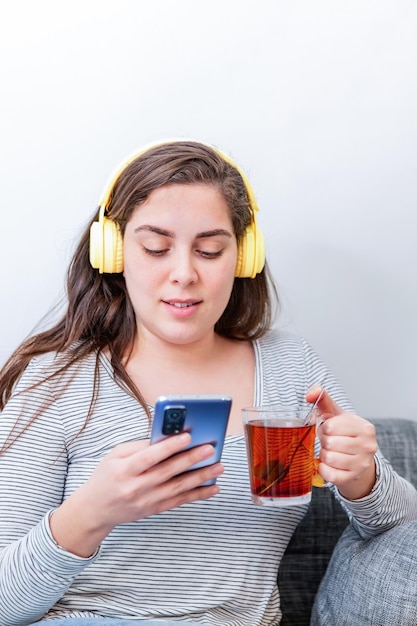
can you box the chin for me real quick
[161,327,214,346]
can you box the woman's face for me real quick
[123,183,238,347]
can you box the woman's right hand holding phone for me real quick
[50,434,224,558]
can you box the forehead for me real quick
[130,183,233,226]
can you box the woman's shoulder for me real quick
[256,328,311,352]
[15,347,98,391]
[25,346,95,371]
[255,328,323,372]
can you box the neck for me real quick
[127,330,229,369]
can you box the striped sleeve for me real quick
[0,358,100,625]
[335,452,417,539]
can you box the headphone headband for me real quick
[98,139,260,214]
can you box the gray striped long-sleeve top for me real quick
[1,330,417,626]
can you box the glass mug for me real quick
[242,406,326,506]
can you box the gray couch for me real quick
[277,418,417,625]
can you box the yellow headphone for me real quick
[89,140,265,278]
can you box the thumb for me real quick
[305,385,344,419]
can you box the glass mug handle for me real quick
[312,458,328,487]
[312,416,330,488]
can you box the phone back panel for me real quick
[151,394,232,483]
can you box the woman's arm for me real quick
[314,388,417,537]
[0,361,86,625]
[0,360,223,625]
[303,351,417,538]
[49,434,222,558]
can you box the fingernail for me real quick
[178,433,191,444]
[211,463,224,476]
[200,444,215,457]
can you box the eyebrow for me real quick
[134,225,174,237]
[134,225,232,239]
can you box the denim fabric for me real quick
[311,520,417,625]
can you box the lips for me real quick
[162,300,202,308]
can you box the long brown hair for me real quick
[0,141,278,449]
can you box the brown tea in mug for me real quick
[244,418,316,505]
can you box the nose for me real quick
[169,250,198,286]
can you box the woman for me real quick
[1,140,416,626]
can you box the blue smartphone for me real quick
[150,394,232,485]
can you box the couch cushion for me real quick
[311,519,417,625]
[278,418,417,625]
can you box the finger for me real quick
[320,448,356,471]
[320,414,377,444]
[305,386,344,419]
[142,443,218,484]
[319,452,375,484]
[138,462,224,517]
[112,432,192,469]
[152,482,221,515]
[169,461,224,493]
[317,461,350,486]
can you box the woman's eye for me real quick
[197,249,223,259]
[143,247,168,256]
[142,246,223,259]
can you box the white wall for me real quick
[1,0,416,419]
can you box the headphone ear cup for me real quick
[235,221,265,278]
[103,218,124,273]
[90,215,124,273]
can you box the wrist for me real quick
[50,489,114,558]
[338,458,377,501]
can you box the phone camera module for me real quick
[162,406,187,435]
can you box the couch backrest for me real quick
[371,418,417,487]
